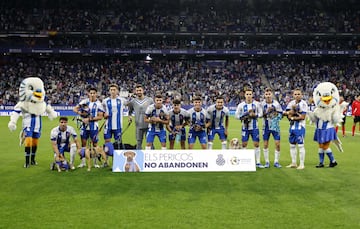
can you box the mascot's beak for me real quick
[321,95,332,105]
[33,91,43,100]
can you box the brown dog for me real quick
[123,151,140,172]
[229,138,241,149]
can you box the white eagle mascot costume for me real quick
[8,77,57,168]
[307,82,344,168]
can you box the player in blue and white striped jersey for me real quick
[102,84,130,143]
[166,99,190,149]
[73,87,104,167]
[50,117,80,170]
[188,96,208,150]
[283,88,308,170]
[260,88,283,168]
[144,94,170,150]
[206,96,229,150]
[235,88,263,167]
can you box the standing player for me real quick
[50,117,80,170]
[166,99,190,149]
[283,88,308,170]
[73,87,104,168]
[102,84,131,143]
[206,96,229,150]
[351,94,360,136]
[188,96,208,150]
[144,94,170,150]
[260,88,283,168]
[127,84,154,149]
[235,88,263,168]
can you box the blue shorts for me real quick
[24,129,41,139]
[57,145,70,155]
[188,129,207,144]
[146,130,167,144]
[168,128,186,141]
[80,129,99,143]
[314,128,337,144]
[263,129,281,141]
[104,129,122,141]
[208,127,227,141]
[242,129,260,142]
[289,127,305,144]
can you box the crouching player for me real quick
[50,117,80,171]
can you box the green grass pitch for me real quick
[0,116,359,228]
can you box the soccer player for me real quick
[351,94,360,136]
[188,95,208,150]
[50,117,80,170]
[235,88,263,168]
[144,93,170,150]
[283,88,308,170]
[102,84,131,143]
[206,96,229,150]
[127,84,154,149]
[260,88,283,168]
[166,99,190,149]
[73,87,104,167]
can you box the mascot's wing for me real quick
[340,101,349,113]
[331,104,344,126]
[8,103,21,131]
[307,110,317,124]
[46,104,58,120]
[333,138,344,153]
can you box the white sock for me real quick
[161,147,167,150]
[274,150,280,163]
[290,144,297,164]
[221,141,227,150]
[255,147,261,164]
[263,148,269,163]
[70,143,77,165]
[298,144,305,166]
[145,146,151,150]
[207,142,213,150]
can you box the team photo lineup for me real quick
[6,75,360,171]
[2,0,360,228]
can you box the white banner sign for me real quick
[112,150,256,172]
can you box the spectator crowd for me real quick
[0,57,359,107]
